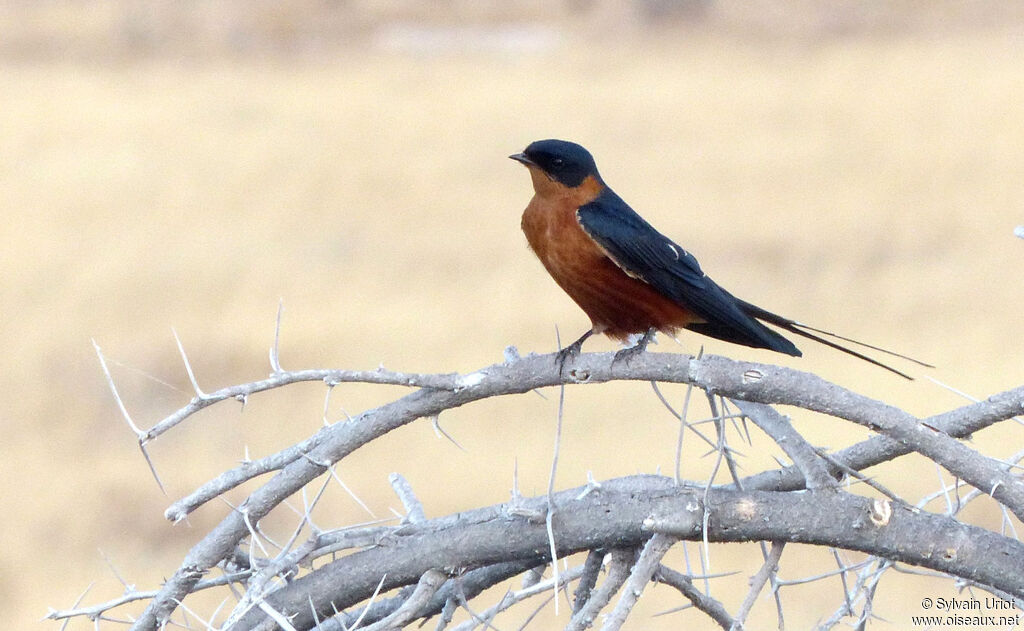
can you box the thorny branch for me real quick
[52,347,1024,630]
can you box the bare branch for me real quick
[310,561,539,631]
[815,448,905,504]
[388,473,426,524]
[572,550,605,614]
[653,564,734,629]
[735,378,1024,495]
[47,572,250,623]
[566,548,634,631]
[218,476,1024,630]
[730,400,835,490]
[147,366,464,443]
[732,541,786,629]
[360,569,447,631]
[86,349,1024,630]
[450,564,587,631]
[600,534,677,631]
[690,356,1024,519]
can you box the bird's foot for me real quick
[556,330,595,375]
[612,328,657,366]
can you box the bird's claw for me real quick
[556,340,584,375]
[556,330,595,376]
[612,328,657,366]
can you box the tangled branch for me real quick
[51,344,1024,630]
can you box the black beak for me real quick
[509,152,535,166]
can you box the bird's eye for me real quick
[552,158,564,167]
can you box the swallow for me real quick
[510,139,931,379]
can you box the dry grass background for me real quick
[5,2,1024,629]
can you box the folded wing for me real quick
[576,193,801,356]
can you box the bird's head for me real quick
[509,139,602,189]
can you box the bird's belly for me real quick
[522,201,700,339]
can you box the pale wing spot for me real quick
[666,242,681,260]
[677,245,708,278]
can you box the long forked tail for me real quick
[738,300,934,380]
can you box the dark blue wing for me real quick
[576,191,801,356]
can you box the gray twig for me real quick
[572,549,605,614]
[565,548,634,631]
[732,541,786,630]
[389,473,427,524]
[654,564,734,629]
[360,569,447,631]
[730,399,835,490]
[449,564,587,631]
[600,534,677,631]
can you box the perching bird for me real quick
[510,138,929,379]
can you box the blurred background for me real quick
[5,1,1024,628]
